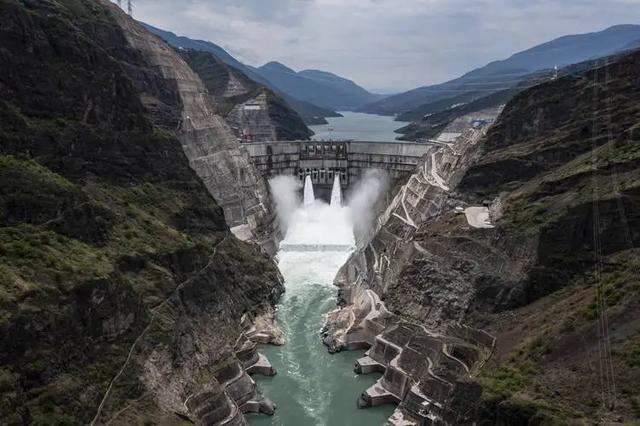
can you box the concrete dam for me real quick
[242,140,431,199]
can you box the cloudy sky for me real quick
[126,0,640,93]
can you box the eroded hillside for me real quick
[179,49,313,142]
[0,1,283,424]
[326,49,640,424]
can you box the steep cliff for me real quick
[0,0,283,424]
[143,24,342,125]
[323,115,500,425]
[457,51,640,424]
[105,7,279,254]
[179,49,313,142]
[326,50,640,424]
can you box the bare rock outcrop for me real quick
[323,112,502,425]
[327,49,640,425]
[179,49,314,143]
[0,1,286,424]
[108,5,279,254]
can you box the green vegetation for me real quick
[628,344,640,368]
[453,47,640,425]
[477,336,574,424]
[0,2,283,423]
[479,336,552,400]
[0,0,236,422]
[613,341,640,369]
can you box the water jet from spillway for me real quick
[250,174,393,425]
[330,175,342,207]
[303,175,315,206]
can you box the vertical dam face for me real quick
[249,177,393,425]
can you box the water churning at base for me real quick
[249,175,393,425]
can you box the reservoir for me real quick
[310,112,407,142]
[247,177,394,426]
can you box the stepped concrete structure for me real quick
[322,111,502,425]
[243,140,432,198]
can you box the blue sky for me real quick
[125,0,640,93]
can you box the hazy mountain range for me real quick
[145,22,640,135]
[143,24,378,123]
[249,62,384,110]
[361,24,640,118]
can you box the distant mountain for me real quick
[252,62,383,111]
[179,49,313,141]
[299,69,386,104]
[280,97,342,125]
[142,23,267,85]
[360,24,640,117]
[143,24,340,124]
[396,46,640,141]
[623,38,640,50]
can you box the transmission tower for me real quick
[115,0,132,16]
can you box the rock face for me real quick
[179,49,313,142]
[0,1,284,424]
[326,50,640,424]
[143,24,343,125]
[395,90,522,141]
[323,113,500,425]
[107,8,280,254]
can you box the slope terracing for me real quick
[180,49,313,142]
[326,50,640,424]
[0,1,285,424]
[323,114,501,425]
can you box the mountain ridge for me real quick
[359,24,640,117]
[179,49,313,141]
[327,47,640,425]
[260,61,296,74]
[142,24,363,122]
[0,1,283,423]
[252,60,382,111]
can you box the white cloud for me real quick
[128,0,640,93]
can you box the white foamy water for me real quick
[249,176,393,426]
[280,202,354,248]
[330,175,342,207]
[303,175,315,207]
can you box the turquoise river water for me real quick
[247,178,394,426]
[310,111,407,142]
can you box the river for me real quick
[247,177,393,426]
[310,111,407,142]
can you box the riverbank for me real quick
[248,181,394,425]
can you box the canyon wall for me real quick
[180,49,313,143]
[0,1,284,424]
[327,50,640,424]
[108,6,280,254]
